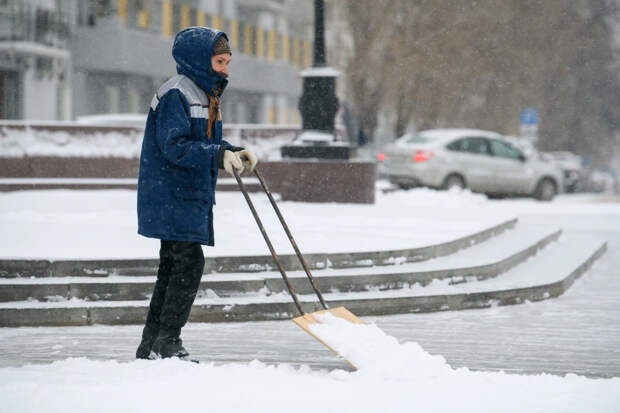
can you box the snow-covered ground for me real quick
[1,320,618,413]
[1,187,620,412]
[0,186,514,259]
[1,185,618,261]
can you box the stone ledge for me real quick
[0,178,261,193]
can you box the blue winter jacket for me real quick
[137,27,239,246]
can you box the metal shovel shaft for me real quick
[253,168,328,310]
[233,169,304,315]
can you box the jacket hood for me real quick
[172,27,229,96]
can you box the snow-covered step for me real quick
[0,218,517,277]
[0,233,605,326]
[0,274,267,303]
[258,225,561,294]
[0,225,558,302]
[328,235,607,315]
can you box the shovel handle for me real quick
[253,168,328,310]
[233,168,304,316]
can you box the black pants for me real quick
[144,240,205,334]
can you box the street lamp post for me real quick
[313,0,326,66]
[298,0,339,134]
[282,0,349,159]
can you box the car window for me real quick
[403,134,432,143]
[489,139,524,160]
[446,139,462,151]
[447,137,489,155]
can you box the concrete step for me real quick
[0,225,560,303]
[0,232,605,327]
[0,218,517,278]
[261,225,561,295]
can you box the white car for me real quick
[378,129,563,201]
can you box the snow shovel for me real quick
[232,168,366,369]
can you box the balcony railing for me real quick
[0,1,71,48]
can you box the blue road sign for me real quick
[520,108,538,125]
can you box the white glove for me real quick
[238,149,258,172]
[223,150,244,176]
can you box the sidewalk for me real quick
[0,213,617,378]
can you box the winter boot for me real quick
[136,322,159,359]
[151,328,190,359]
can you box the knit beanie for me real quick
[213,35,231,56]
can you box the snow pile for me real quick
[0,124,295,160]
[0,127,143,158]
[75,114,147,127]
[308,312,451,377]
[303,311,620,403]
[0,325,618,412]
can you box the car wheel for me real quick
[442,174,466,190]
[534,178,556,201]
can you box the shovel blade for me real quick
[292,306,365,369]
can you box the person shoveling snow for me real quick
[135,26,257,361]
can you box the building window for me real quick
[104,85,120,113]
[229,19,239,49]
[281,34,289,62]
[77,1,96,26]
[248,104,259,124]
[195,9,205,27]
[256,27,264,58]
[211,15,221,30]
[292,37,300,67]
[241,23,252,55]
[303,39,311,67]
[162,1,172,37]
[136,0,151,29]
[56,81,71,121]
[267,30,276,60]
[180,4,190,30]
[117,0,128,24]
[171,3,180,33]
[96,0,114,18]
[128,88,141,113]
[0,70,20,119]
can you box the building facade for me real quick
[0,0,313,124]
